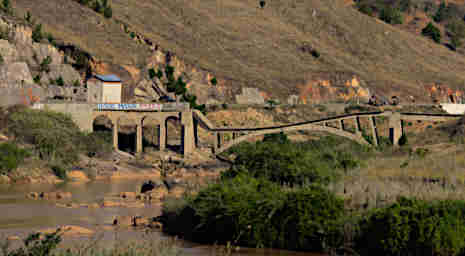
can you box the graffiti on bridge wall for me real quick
[97,103,163,111]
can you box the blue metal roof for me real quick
[95,74,121,82]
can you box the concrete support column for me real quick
[219,133,224,147]
[136,121,143,154]
[388,112,403,146]
[233,132,237,140]
[181,111,195,155]
[113,120,119,150]
[355,117,361,135]
[370,116,378,146]
[213,132,219,153]
[159,122,166,151]
[340,119,345,131]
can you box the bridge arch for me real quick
[165,115,183,152]
[92,114,114,132]
[214,124,369,154]
[142,115,162,151]
[117,115,139,153]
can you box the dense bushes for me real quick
[357,198,465,256]
[379,6,403,24]
[1,232,62,256]
[161,136,365,252]
[75,0,112,18]
[422,22,441,43]
[0,142,30,174]
[222,136,362,186]
[4,107,112,173]
[162,175,345,251]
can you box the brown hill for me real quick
[11,0,465,103]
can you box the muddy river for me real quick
[0,180,320,256]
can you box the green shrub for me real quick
[1,231,61,256]
[2,0,11,14]
[0,142,30,174]
[377,136,392,149]
[56,76,64,86]
[0,26,10,40]
[129,31,136,39]
[31,24,43,43]
[24,11,32,24]
[357,198,465,256]
[210,77,218,86]
[358,4,374,16]
[39,56,52,73]
[33,75,41,85]
[422,22,441,43]
[344,104,375,113]
[434,1,451,23]
[379,7,403,24]
[51,164,67,180]
[446,19,465,50]
[82,131,112,158]
[415,147,429,158]
[103,6,112,18]
[92,0,103,13]
[310,49,320,58]
[72,79,80,87]
[156,69,163,79]
[46,33,54,44]
[222,138,360,186]
[148,68,156,79]
[7,108,83,164]
[262,132,288,144]
[398,134,408,146]
[162,175,345,252]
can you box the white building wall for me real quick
[102,83,122,103]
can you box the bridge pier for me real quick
[113,120,119,150]
[136,121,143,154]
[340,119,345,131]
[159,122,166,151]
[355,117,361,135]
[370,116,378,146]
[213,132,219,154]
[388,112,402,146]
[181,111,195,155]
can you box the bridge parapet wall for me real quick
[32,102,95,131]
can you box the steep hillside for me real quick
[12,0,465,103]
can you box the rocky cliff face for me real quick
[0,15,84,105]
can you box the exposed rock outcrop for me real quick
[0,16,85,106]
[235,87,265,105]
[0,62,34,85]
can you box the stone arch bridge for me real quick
[32,103,463,155]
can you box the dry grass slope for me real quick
[13,0,465,101]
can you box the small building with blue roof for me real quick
[87,74,122,103]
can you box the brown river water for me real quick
[0,180,321,256]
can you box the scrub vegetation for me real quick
[0,105,112,179]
